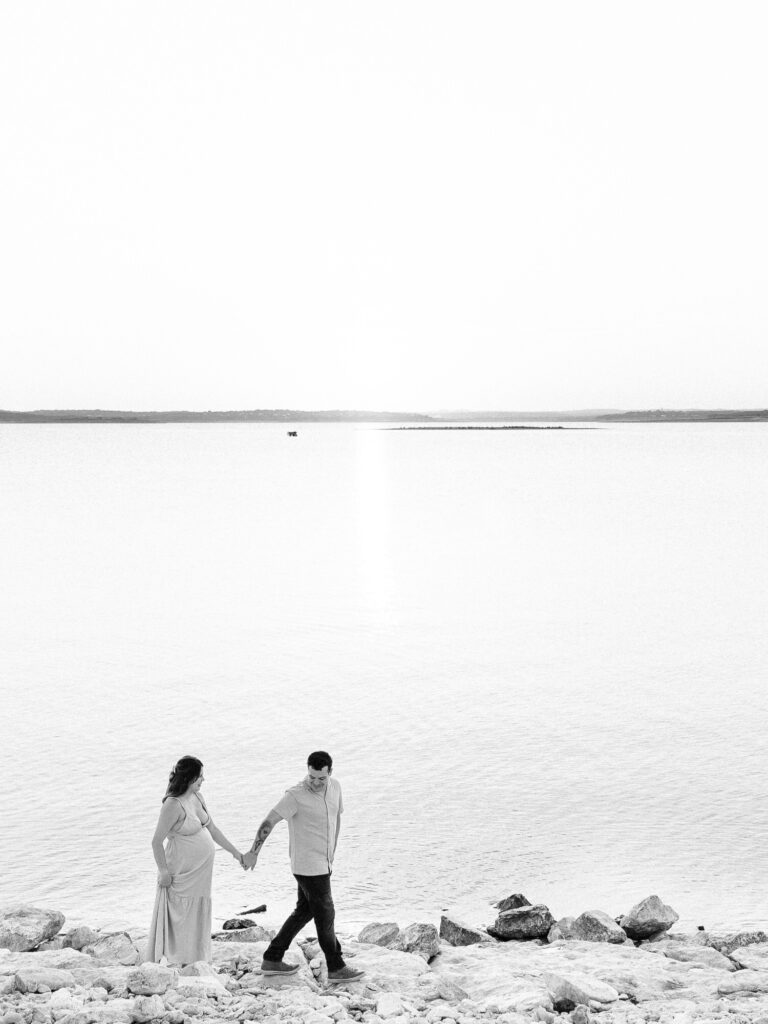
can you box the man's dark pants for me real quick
[263,872,345,972]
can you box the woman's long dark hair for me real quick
[163,755,203,801]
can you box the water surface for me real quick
[2,422,767,934]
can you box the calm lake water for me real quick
[2,421,767,937]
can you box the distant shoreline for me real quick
[389,425,568,430]
[1,408,767,424]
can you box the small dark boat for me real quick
[287,431,298,437]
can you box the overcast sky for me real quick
[2,2,767,412]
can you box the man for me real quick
[243,751,364,984]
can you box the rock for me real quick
[544,972,619,1008]
[130,993,166,1022]
[646,929,707,945]
[67,927,99,951]
[222,918,257,930]
[569,1007,590,1024]
[83,933,140,965]
[36,936,71,951]
[717,970,768,994]
[435,979,469,1001]
[534,1009,555,1024]
[126,964,176,995]
[426,1006,460,1021]
[400,923,440,961]
[55,1005,134,1024]
[0,906,66,952]
[49,988,81,1010]
[70,965,132,991]
[376,993,404,1018]
[211,925,274,942]
[729,941,768,970]
[240,904,267,915]
[548,917,578,942]
[707,929,768,955]
[330,940,430,995]
[619,896,678,939]
[14,967,76,993]
[488,905,554,941]
[358,924,403,949]
[494,894,531,913]
[650,941,735,971]
[439,916,489,947]
[179,962,218,976]
[569,912,627,944]
[174,973,231,998]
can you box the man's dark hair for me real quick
[307,750,333,771]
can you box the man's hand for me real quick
[242,851,258,871]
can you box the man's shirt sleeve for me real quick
[338,782,344,815]
[273,791,299,819]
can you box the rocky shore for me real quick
[2,896,768,1024]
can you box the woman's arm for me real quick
[207,822,243,861]
[197,794,243,862]
[151,799,183,886]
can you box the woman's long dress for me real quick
[146,797,216,964]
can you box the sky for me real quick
[2,1,767,412]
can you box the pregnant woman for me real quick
[147,755,243,964]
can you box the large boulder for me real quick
[543,971,619,1009]
[126,963,176,995]
[439,915,490,946]
[707,930,768,956]
[400,923,440,961]
[717,971,768,994]
[729,942,768,971]
[494,893,532,913]
[14,967,76,993]
[570,910,627,944]
[329,940,430,996]
[358,922,402,948]
[488,904,554,941]
[619,895,678,939]
[83,932,141,965]
[659,942,735,971]
[0,905,65,952]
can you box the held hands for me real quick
[242,850,258,871]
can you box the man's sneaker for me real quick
[261,959,299,975]
[328,965,365,984]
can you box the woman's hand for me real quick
[233,851,245,868]
[158,869,173,888]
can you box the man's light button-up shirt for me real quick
[273,776,344,876]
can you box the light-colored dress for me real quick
[146,795,216,964]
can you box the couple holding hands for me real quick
[147,751,364,984]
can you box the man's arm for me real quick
[333,810,341,859]
[242,809,283,870]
